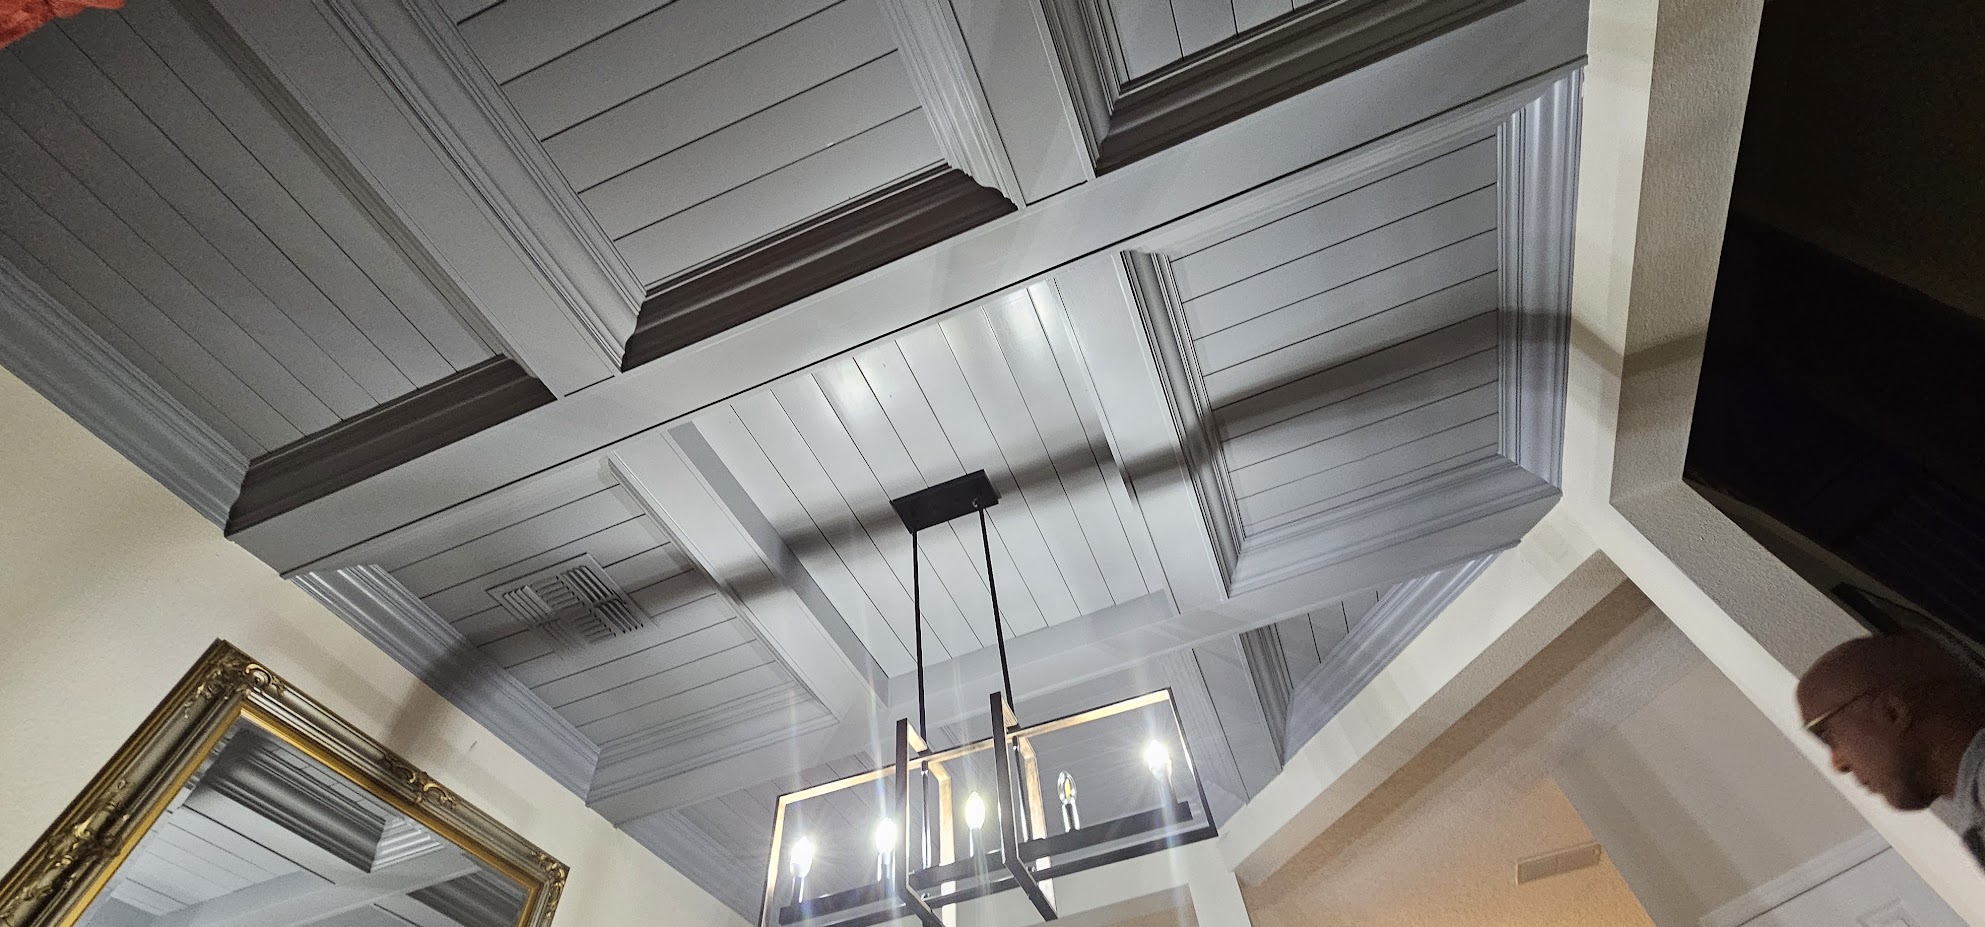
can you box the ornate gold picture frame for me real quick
[0,641,568,927]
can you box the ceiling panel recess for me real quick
[455,0,948,288]
[0,2,494,457]
[690,285,1164,677]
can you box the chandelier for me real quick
[759,472,1215,927]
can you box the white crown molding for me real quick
[291,564,601,796]
[1281,553,1496,754]
[0,255,245,526]
[1699,829,1891,927]
[1228,457,1549,592]
[1034,0,1125,160]
[309,0,642,366]
[1133,64,1581,255]
[1117,251,1245,590]
[622,810,765,921]
[879,0,1027,204]
[1497,69,1580,486]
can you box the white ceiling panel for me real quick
[0,4,495,456]
[387,472,820,755]
[691,287,1162,677]
[1151,135,1506,541]
[611,109,942,285]
[455,0,947,288]
[542,2,892,190]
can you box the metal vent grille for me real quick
[1515,842,1603,885]
[490,555,646,651]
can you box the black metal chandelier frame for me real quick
[759,472,1218,927]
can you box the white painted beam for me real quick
[608,428,883,724]
[1056,253,1228,612]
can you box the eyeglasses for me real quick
[1805,686,1881,740]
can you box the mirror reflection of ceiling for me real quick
[0,0,1585,918]
[81,720,526,927]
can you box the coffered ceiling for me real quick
[0,0,1587,919]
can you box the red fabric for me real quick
[1,0,123,51]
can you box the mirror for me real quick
[0,643,566,927]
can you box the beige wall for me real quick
[0,368,745,927]
[1557,661,1870,926]
[1247,775,1650,927]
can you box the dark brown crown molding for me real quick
[1049,0,1523,174]
[621,166,1015,371]
[226,357,553,535]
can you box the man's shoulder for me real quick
[1961,727,1985,813]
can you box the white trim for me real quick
[0,254,245,526]
[611,428,884,716]
[880,0,1027,204]
[1496,70,1581,485]
[1057,254,1228,613]
[1281,553,1497,753]
[290,565,601,795]
[1034,0,1125,159]
[621,810,763,920]
[310,0,642,367]
[1118,252,1244,590]
[1699,830,1891,927]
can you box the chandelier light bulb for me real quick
[791,837,815,879]
[964,792,986,831]
[873,817,897,856]
[1057,771,1081,832]
[1143,740,1171,778]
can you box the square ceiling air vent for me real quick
[489,554,646,652]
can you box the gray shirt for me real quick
[1954,727,1985,867]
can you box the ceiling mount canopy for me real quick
[759,471,1216,927]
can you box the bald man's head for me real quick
[1797,635,1985,810]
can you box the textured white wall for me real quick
[0,368,745,927]
[1557,661,1869,926]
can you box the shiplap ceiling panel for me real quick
[1173,0,1242,57]
[693,288,1160,677]
[456,0,948,289]
[541,1,889,189]
[1234,0,1294,30]
[1106,0,1263,79]
[0,46,421,401]
[457,0,678,85]
[1151,134,1507,541]
[612,110,941,286]
[0,89,372,421]
[0,5,495,456]
[578,54,918,239]
[442,0,504,24]
[386,473,820,755]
